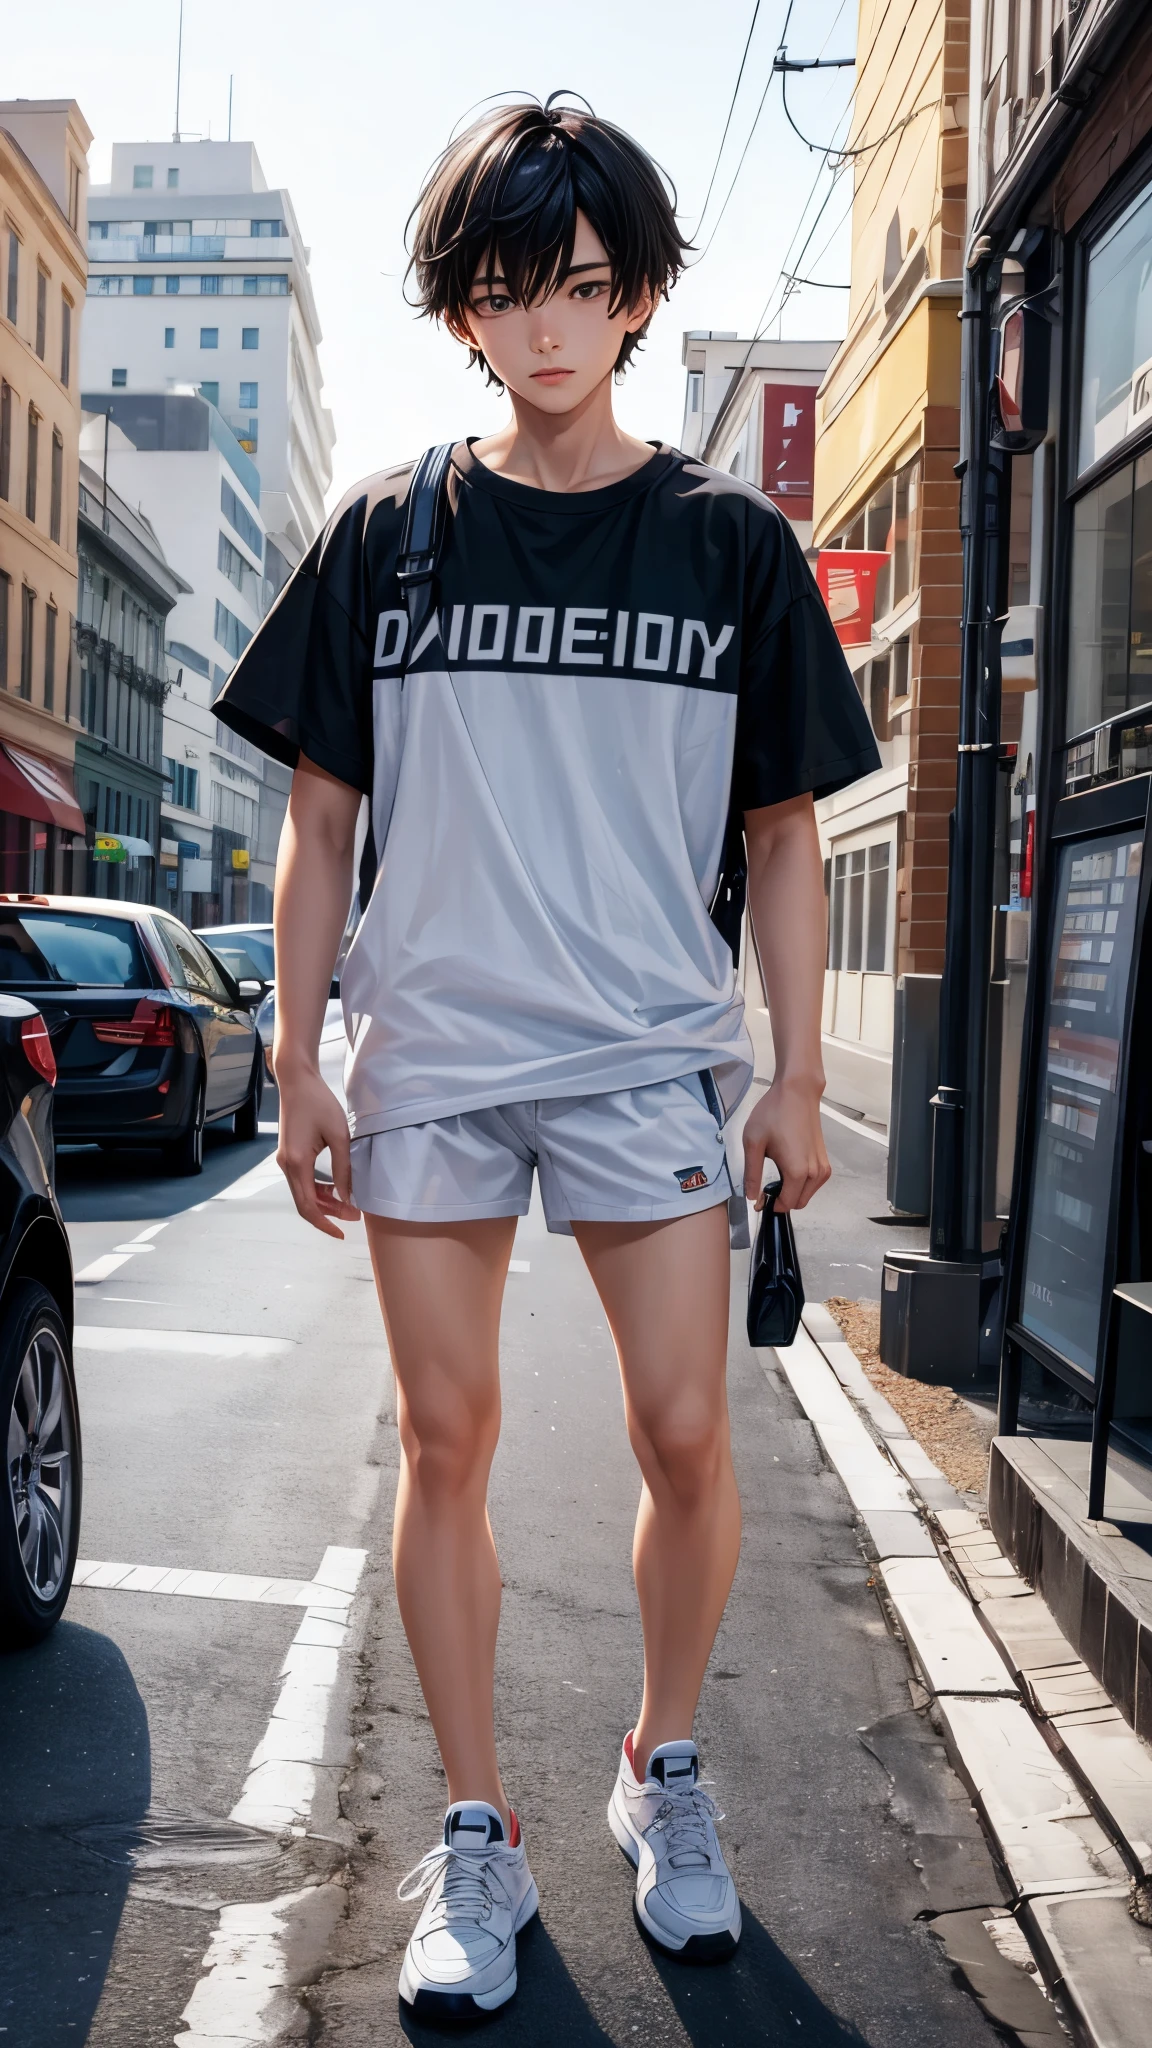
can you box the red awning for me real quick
[0,742,87,835]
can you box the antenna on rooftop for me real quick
[173,0,184,143]
[227,75,233,142]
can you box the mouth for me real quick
[530,368,574,384]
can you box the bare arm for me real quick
[273,754,363,1238]
[740,793,831,1213]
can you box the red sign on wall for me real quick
[815,551,890,647]
[761,382,817,520]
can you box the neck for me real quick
[473,373,653,493]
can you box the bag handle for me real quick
[357,443,456,914]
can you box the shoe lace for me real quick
[396,1843,506,1925]
[646,1783,724,1871]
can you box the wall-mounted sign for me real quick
[815,551,891,647]
[761,382,818,521]
[231,848,250,871]
[93,835,126,863]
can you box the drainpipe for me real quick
[928,244,1010,1268]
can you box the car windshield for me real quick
[203,930,274,980]
[0,911,149,988]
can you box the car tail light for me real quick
[93,999,178,1048]
[20,1014,57,1086]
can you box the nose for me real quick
[526,308,563,356]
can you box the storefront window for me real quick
[1067,466,1132,733]
[1078,172,1152,476]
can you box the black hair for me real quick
[406,93,690,383]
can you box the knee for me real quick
[398,1385,499,1501]
[632,1399,728,1509]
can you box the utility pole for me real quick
[173,0,184,143]
[929,248,1009,1266]
[227,74,233,142]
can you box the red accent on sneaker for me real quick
[508,1809,521,1847]
[624,1730,636,1774]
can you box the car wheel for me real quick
[1,1281,81,1647]
[163,1075,205,1177]
[233,1047,263,1143]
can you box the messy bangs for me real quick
[406,94,690,383]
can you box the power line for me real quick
[697,69,775,256]
[692,1,764,234]
[780,65,935,163]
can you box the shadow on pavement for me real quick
[642,1909,871,2047]
[0,1620,150,2041]
[396,1910,870,2045]
[397,1918,617,2044]
[55,1124,278,1225]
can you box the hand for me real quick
[275,1064,361,1239]
[742,1078,831,1213]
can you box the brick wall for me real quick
[900,404,962,978]
[1055,17,1152,230]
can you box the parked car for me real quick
[253,978,343,1083]
[0,990,79,1646]
[0,896,263,1175]
[195,922,275,1010]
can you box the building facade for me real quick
[83,139,334,575]
[950,1,1152,1471]
[75,457,186,899]
[0,100,91,889]
[680,333,838,555]
[79,393,268,924]
[810,0,971,1127]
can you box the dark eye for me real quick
[571,280,606,301]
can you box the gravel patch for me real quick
[825,1298,991,1498]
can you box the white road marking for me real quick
[131,1222,170,1241]
[74,1325,293,1359]
[175,1885,337,2046]
[230,1545,366,1832]
[509,1259,530,1273]
[71,1554,359,1609]
[74,1252,133,1282]
[113,1241,154,1253]
[258,1120,279,1134]
[819,1100,888,1147]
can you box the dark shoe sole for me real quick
[402,1986,513,2029]
[632,1899,740,1964]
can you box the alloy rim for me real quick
[7,1327,74,1602]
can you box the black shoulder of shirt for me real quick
[213,461,415,777]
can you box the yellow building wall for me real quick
[0,110,89,772]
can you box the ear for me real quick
[444,308,480,350]
[623,283,658,335]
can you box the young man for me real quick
[217,96,879,2023]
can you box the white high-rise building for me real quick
[82,139,334,579]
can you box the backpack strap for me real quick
[357,443,456,916]
[395,441,457,657]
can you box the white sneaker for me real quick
[608,1734,741,1960]
[397,1800,538,2022]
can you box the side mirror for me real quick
[238,978,263,1000]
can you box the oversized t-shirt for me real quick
[214,441,880,1137]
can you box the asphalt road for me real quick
[1,1099,1011,2046]
[0,1075,388,2047]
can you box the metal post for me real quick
[929,254,1009,1266]
[174,0,184,143]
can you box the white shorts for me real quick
[349,1072,734,1235]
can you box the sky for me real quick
[5,0,857,512]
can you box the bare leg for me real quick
[364,1213,518,1823]
[573,1202,739,1779]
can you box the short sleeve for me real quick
[732,511,881,811]
[213,492,376,794]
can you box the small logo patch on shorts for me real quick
[675,1166,710,1193]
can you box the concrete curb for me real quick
[766,1310,1152,2048]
